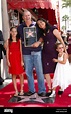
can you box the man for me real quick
[0,30,6,85]
[17,10,46,97]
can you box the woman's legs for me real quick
[45,74,52,90]
[44,74,52,96]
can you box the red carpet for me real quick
[0,78,71,108]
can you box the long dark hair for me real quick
[9,26,20,43]
[36,18,52,35]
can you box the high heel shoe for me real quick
[46,89,52,97]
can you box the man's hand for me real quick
[53,58,58,62]
[31,41,41,47]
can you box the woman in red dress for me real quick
[6,27,24,96]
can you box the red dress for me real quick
[9,40,24,75]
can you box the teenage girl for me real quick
[6,27,24,96]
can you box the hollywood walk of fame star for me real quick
[9,93,55,104]
[18,93,45,103]
[26,29,35,38]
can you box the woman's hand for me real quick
[21,60,24,66]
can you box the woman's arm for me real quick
[53,29,66,51]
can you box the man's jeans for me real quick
[23,51,46,93]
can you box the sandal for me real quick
[19,90,24,96]
[46,89,52,97]
[14,91,18,97]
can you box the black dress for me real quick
[42,26,58,74]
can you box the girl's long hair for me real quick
[9,26,20,43]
